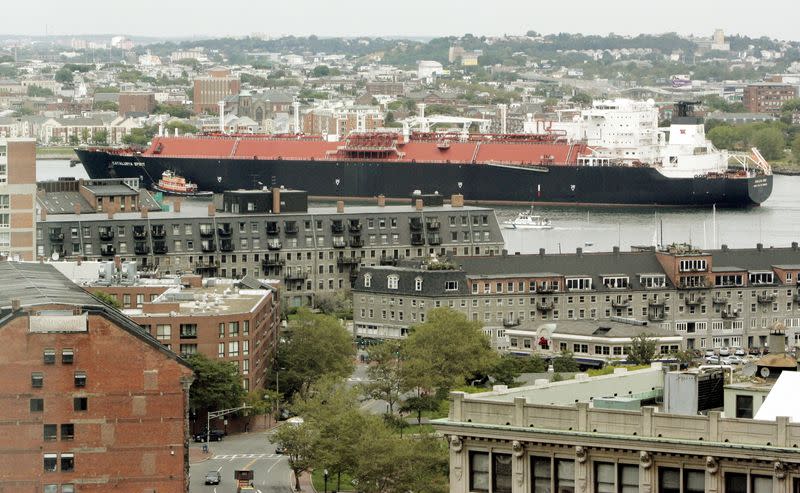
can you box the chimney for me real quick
[768,327,786,354]
[218,101,225,133]
[76,259,82,266]
[114,255,122,270]
[140,206,148,218]
[613,246,620,254]
[377,195,386,207]
[207,203,216,217]
[40,208,47,220]
[173,199,181,213]
[272,188,281,214]
[11,298,20,311]
[336,200,345,213]
[74,203,81,215]
[415,199,423,211]
[576,247,583,256]
[502,249,508,257]
[539,248,545,256]
[451,194,464,208]
[107,205,115,220]
[757,243,763,251]
[793,242,799,251]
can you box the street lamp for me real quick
[324,469,329,493]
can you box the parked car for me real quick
[275,444,285,454]
[705,356,720,365]
[734,348,746,357]
[193,429,225,442]
[723,356,743,365]
[718,347,731,356]
[205,471,221,485]
[704,349,716,358]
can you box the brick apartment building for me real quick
[193,67,240,115]
[743,83,798,114]
[0,262,194,493]
[0,137,36,260]
[117,92,156,116]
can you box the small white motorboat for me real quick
[503,210,553,230]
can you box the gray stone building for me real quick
[36,182,504,308]
[353,244,800,351]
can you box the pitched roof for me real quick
[0,262,99,310]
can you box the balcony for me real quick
[426,220,440,230]
[133,228,147,240]
[201,241,216,253]
[538,286,556,294]
[337,257,360,267]
[712,296,728,305]
[283,222,297,235]
[50,247,65,258]
[409,218,423,231]
[411,233,425,246]
[284,271,308,282]
[502,318,521,328]
[195,261,219,274]
[199,227,214,238]
[757,293,776,304]
[349,221,362,233]
[151,227,166,239]
[536,301,554,312]
[262,258,285,268]
[220,239,234,252]
[153,241,168,254]
[217,225,232,237]
[99,229,114,241]
[678,279,708,290]
[134,243,150,255]
[648,312,665,322]
[684,296,705,307]
[793,293,800,304]
[722,309,740,319]
[267,239,282,250]
[350,236,364,248]
[49,231,64,242]
[331,221,345,234]
[611,299,630,309]
[647,299,665,308]
[379,256,398,266]
[100,244,116,256]
[427,234,441,245]
[333,237,347,249]
[267,222,281,236]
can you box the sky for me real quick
[4,0,799,41]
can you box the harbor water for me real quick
[39,159,800,254]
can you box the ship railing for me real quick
[728,149,772,176]
[160,153,572,167]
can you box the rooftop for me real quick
[0,262,100,311]
[124,283,270,317]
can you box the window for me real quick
[594,462,638,493]
[61,453,74,472]
[73,397,87,412]
[62,349,74,364]
[492,454,512,493]
[218,343,225,358]
[180,323,197,338]
[31,398,44,412]
[469,451,490,492]
[387,275,399,290]
[180,344,198,356]
[415,277,423,291]
[44,424,57,441]
[44,485,58,493]
[445,281,459,291]
[229,321,239,336]
[735,394,753,418]
[531,457,574,493]
[43,348,56,364]
[74,371,86,388]
[156,324,171,340]
[44,454,57,472]
[243,320,250,336]
[61,424,75,441]
[32,372,43,388]
[243,340,249,356]
[61,486,75,493]
[658,467,703,493]
[219,323,225,338]
[228,341,239,357]
[364,274,372,288]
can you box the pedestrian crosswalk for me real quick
[211,453,282,460]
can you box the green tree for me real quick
[94,100,118,112]
[271,420,318,491]
[55,67,74,84]
[93,129,108,145]
[792,134,800,163]
[244,388,281,428]
[753,127,785,161]
[312,65,331,77]
[122,125,158,146]
[629,333,657,365]
[276,309,355,397]
[154,103,192,118]
[519,354,547,373]
[361,340,404,414]
[27,85,54,97]
[552,351,579,372]
[707,125,739,150]
[92,291,121,308]
[400,393,441,426]
[68,134,80,146]
[401,308,496,396]
[570,92,593,107]
[490,354,523,386]
[165,121,198,135]
[186,353,246,413]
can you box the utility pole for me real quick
[206,404,251,444]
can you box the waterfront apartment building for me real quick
[743,82,798,114]
[0,137,36,260]
[433,364,800,493]
[36,184,505,308]
[353,244,800,352]
[0,262,193,493]
[193,67,241,114]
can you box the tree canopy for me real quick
[186,353,246,412]
[628,334,657,365]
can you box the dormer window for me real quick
[566,277,593,291]
[363,274,372,288]
[679,259,707,272]
[749,271,774,285]
[387,275,399,290]
[602,276,629,289]
[415,277,423,292]
[640,275,666,288]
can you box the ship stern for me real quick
[747,174,773,205]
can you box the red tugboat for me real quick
[152,170,212,197]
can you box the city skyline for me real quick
[2,0,799,42]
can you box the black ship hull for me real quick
[75,149,773,207]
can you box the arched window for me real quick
[387,275,399,290]
[364,274,372,288]
[414,277,423,291]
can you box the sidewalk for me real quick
[189,444,213,464]
[290,471,317,493]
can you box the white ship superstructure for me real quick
[540,99,771,179]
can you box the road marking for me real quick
[211,453,280,460]
[243,457,259,471]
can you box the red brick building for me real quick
[0,262,194,493]
[743,83,798,114]
[117,92,157,116]
[1,138,37,261]
[193,67,240,115]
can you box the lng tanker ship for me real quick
[75,100,772,207]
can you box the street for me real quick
[190,429,289,493]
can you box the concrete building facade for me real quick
[0,137,37,260]
[0,262,194,493]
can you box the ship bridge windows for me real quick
[566,277,593,291]
[602,276,629,289]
